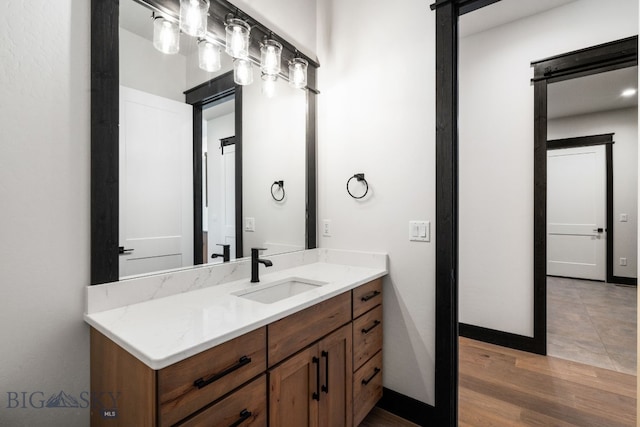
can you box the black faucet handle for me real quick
[217,243,230,248]
[251,247,268,255]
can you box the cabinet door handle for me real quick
[193,356,251,389]
[361,290,381,302]
[229,409,252,427]
[321,350,329,393]
[361,320,381,334]
[361,367,381,386]
[312,356,320,400]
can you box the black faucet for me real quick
[251,248,273,282]
[211,244,231,263]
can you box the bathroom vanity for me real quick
[85,249,387,427]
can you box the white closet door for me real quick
[547,145,606,281]
[119,86,193,278]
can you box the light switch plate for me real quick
[409,221,430,242]
[620,257,628,266]
[620,213,629,222]
[245,217,255,232]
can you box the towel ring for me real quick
[271,180,285,202]
[346,173,369,199]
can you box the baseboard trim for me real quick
[459,323,543,354]
[377,387,434,426]
[611,276,637,286]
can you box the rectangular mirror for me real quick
[91,0,318,284]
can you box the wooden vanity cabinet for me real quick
[351,278,383,426]
[90,278,383,427]
[89,327,267,427]
[268,324,353,427]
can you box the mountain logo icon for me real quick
[45,391,80,408]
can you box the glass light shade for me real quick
[288,58,308,89]
[198,39,221,72]
[260,39,282,75]
[153,17,180,54]
[261,73,277,98]
[179,0,209,37]
[225,18,251,59]
[234,58,254,85]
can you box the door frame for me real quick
[430,0,638,423]
[547,134,614,282]
[531,36,638,354]
[185,71,244,262]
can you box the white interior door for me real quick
[222,144,236,256]
[547,145,606,281]
[207,143,236,262]
[119,86,193,277]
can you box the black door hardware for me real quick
[361,320,381,334]
[361,367,381,385]
[193,356,251,389]
[361,290,381,302]
[229,409,252,427]
[312,356,320,400]
[321,350,329,393]
[118,246,134,255]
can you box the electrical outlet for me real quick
[620,257,628,266]
[322,220,331,237]
[620,213,629,222]
[245,217,255,232]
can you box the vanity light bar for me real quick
[134,0,319,92]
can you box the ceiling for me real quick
[548,66,638,119]
[460,0,638,118]
[459,0,578,38]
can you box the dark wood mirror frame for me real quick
[431,0,637,424]
[91,0,318,285]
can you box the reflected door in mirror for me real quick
[119,86,194,277]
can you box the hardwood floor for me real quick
[460,337,637,427]
[358,407,419,427]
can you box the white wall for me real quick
[459,0,638,336]
[0,0,316,425]
[316,0,437,405]
[549,107,638,278]
[119,28,187,102]
[242,78,306,256]
[232,0,317,61]
[0,1,90,426]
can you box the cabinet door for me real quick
[319,324,353,427]
[269,345,319,427]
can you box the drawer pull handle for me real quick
[321,350,329,393]
[193,356,251,389]
[361,290,381,302]
[361,320,381,334]
[229,409,252,427]
[312,356,320,401]
[362,367,381,386]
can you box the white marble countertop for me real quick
[84,261,387,369]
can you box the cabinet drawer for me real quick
[353,350,383,427]
[177,375,267,427]
[158,327,267,427]
[352,279,382,319]
[353,305,383,370]
[268,292,351,367]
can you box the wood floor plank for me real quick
[460,338,636,427]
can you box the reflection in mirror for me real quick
[116,0,307,279]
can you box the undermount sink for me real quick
[233,277,327,304]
